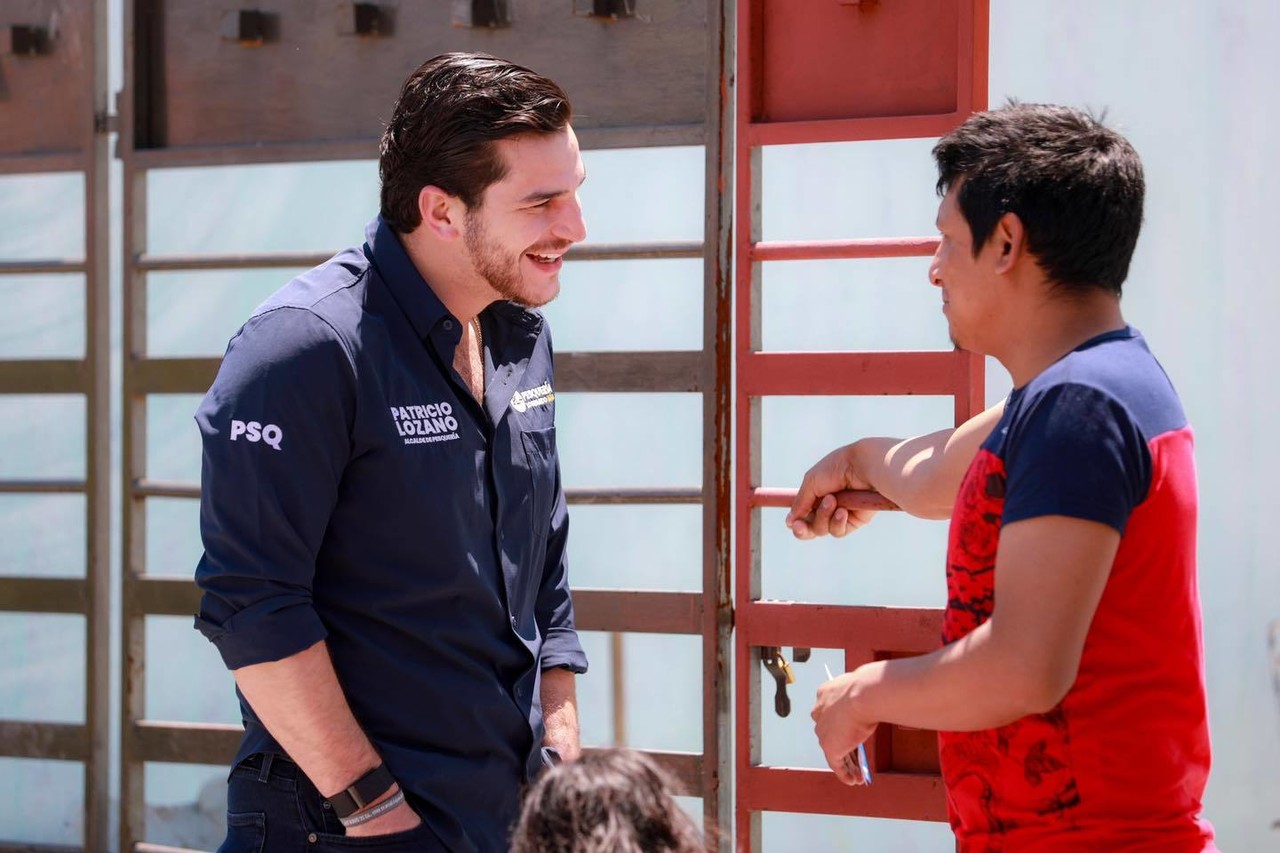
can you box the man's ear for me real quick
[992,211,1028,274]
[417,185,465,241]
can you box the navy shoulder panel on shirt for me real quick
[991,328,1187,533]
[999,381,1151,533]
[1024,327,1188,440]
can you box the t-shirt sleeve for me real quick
[1002,382,1151,533]
[193,307,357,670]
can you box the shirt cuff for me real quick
[539,626,589,674]
[195,599,329,671]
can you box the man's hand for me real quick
[811,669,878,786]
[786,443,879,539]
[343,786,422,838]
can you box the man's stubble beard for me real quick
[464,208,551,309]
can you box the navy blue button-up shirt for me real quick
[194,216,588,852]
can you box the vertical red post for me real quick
[732,1,990,847]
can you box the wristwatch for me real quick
[325,764,396,819]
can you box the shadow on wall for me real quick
[147,776,225,850]
[1272,620,1280,832]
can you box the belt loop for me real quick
[257,753,275,783]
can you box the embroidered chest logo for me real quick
[390,401,460,445]
[510,381,554,413]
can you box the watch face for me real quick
[329,764,395,818]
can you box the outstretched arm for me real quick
[786,400,1005,538]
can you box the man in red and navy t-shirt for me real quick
[788,103,1216,851]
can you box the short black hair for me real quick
[932,102,1145,296]
[379,52,572,232]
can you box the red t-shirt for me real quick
[940,328,1216,851]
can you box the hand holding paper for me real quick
[822,664,872,786]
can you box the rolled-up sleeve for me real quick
[534,436,588,674]
[193,307,356,670]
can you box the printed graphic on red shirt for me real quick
[942,449,1005,642]
[940,449,1081,847]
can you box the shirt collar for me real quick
[364,215,450,343]
[363,214,547,340]
[1070,324,1138,356]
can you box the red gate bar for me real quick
[738,602,942,653]
[740,350,974,397]
[752,237,939,262]
[739,766,950,821]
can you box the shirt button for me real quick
[308,833,318,843]
[443,319,454,331]
[322,800,331,810]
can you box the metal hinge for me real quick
[94,111,118,135]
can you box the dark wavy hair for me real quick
[511,750,709,853]
[379,52,572,232]
[933,102,1145,296]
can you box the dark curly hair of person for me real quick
[510,749,710,853]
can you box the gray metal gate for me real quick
[0,0,112,849]
[0,1,733,850]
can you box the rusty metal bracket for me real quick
[93,111,118,135]
[220,10,277,46]
[6,23,55,56]
[591,0,637,20]
[337,3,389,37]
[453,0,511,28]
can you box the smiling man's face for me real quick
[462,127,588,307]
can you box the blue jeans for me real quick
[218,753,446,852]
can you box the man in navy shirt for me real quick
[194,53,589,850]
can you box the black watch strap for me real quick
[325,764,396,819]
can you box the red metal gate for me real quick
[732,1,990,847]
